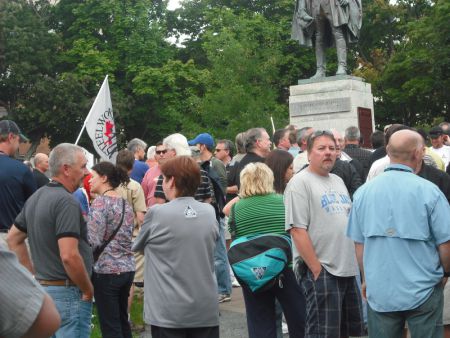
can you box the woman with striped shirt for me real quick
[227,163,305,338]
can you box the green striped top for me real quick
[229,193,289,239]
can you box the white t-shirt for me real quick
[366,155,390,181]
[284,169,357,277]
[431,145,450,169]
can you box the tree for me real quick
[53,0,176,144]
[0,0,90,155]
[132,59,209,140]
[355,0,449,127]
[198,9,289,138]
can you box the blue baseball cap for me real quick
[188,133,215,147]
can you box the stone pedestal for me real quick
[289,75,375,146]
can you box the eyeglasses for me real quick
[215,148,227,153]
[156,149,167,155]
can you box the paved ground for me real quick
[139,287,369,338]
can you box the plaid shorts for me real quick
[298,266,366,338]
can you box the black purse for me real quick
[93,198,126,263]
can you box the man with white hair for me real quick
[145,145,157,167]
[8,143,94,338]
[127,138,150,184]
[154,133,211,204]
[33,152,50,188]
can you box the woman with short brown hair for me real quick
[133,156,219,338]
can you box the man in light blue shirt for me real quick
[347,129,450,338]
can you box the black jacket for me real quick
[419,162,450,204]
[331,159,363,199]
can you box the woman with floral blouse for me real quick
[88,161,135,338]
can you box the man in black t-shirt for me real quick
[230,127,272,189]
[32,153,50,188]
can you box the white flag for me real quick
[85,76,118,162]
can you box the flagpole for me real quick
[75,75,109,145]
[270,115,276,135]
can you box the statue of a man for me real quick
[292,0,362,78]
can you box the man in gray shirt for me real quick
[8,143,94,338]
[284,130,365,338]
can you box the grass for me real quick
[90,293,145,338]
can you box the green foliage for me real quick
[0,0,90,152]
[199,9,289,137]
[132,59,209,139]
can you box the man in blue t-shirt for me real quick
[127,138,150,184]
[0,120,36,240]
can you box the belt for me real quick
[38,279,75,286]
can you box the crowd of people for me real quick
[1,118,450,338]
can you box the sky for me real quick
[168,0,182,10]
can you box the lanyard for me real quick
[384,167,412,173]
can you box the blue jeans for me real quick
[215,218,231,295]
[44,286,93,338]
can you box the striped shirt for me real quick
[153,169,212,202]
[229,193,288,238]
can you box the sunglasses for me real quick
[156,149,167,155]
[306,130,335,147]
[215,148,226,152]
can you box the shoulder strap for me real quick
[229,203,237,240]
[94,198,126,262]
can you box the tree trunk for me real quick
[25,140,40,160]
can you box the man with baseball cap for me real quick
[429,126,450,169]
[0,120,36,244]
[189,132,232,302]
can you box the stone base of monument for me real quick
[289,75,375,146]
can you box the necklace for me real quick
[102,188,115,196]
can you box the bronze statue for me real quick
[292,0,362,78]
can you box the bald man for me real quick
[347,130,450,338]
[33,153,50,188]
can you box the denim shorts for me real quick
[44,286,92,338]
